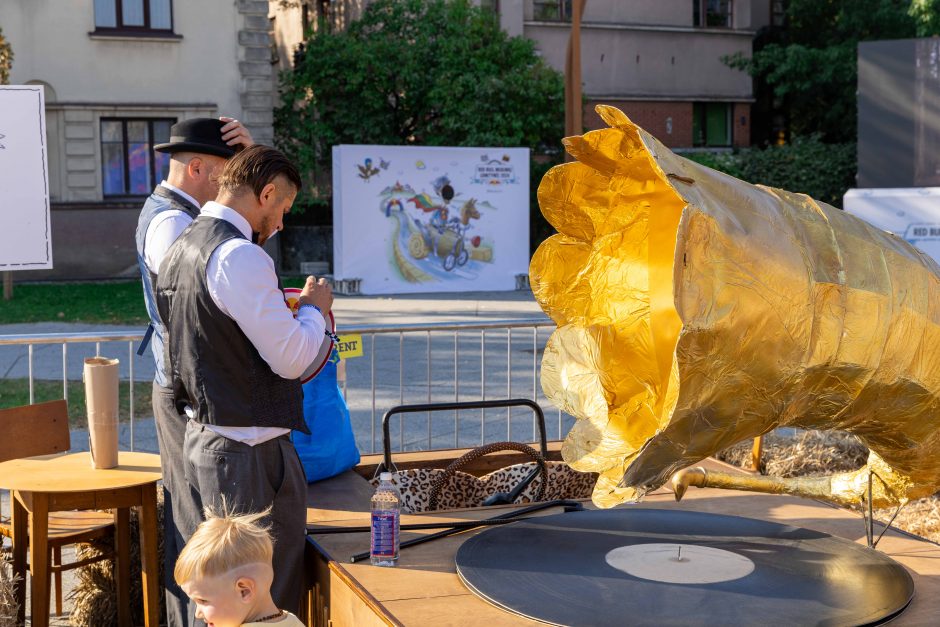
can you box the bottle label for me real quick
[371,510,399,558]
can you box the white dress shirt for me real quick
[197,201,326,446]
[143,181,200,274]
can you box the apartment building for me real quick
[515,0,772,148]
[0,0,278,279]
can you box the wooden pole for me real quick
[2,271,11,300]
[565,0,586,143]
[750,435,764,474]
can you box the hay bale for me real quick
[717,430,940,543]
[0,554,21,627]
[68,492,166,627]
[878,498,940,543]
[717,430,868,477]
[470,245,492,262]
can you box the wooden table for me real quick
[0,451,162,627]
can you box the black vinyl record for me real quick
[455,508,914,627]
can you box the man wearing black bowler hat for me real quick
[134,116,252,627]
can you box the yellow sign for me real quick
[336,333,363,359]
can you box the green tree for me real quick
[275,0,564,211]
[726,0,940,143]
[0,27,13,85]
[909,0,940,35]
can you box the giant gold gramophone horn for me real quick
[532,105,940,510]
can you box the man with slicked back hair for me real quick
[135,116,252,627]
[156,145,333,619]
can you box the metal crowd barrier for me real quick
[0,318,568,454]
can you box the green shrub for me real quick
[684,137,856,208]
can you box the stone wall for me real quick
[239,1,276,146]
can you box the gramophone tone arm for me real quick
[670,466,884,509]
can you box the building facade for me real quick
[513,0,771,148]
[2,0,772,279]
[1,0,278,279]
[272,0,772,150]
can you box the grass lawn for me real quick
[0,280,149,325]
[0,278,308,325]
[0,378,153,429]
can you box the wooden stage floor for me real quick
[303,457,940,626]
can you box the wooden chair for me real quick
[0,400,115,616]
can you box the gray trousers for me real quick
[152,383,202,627]
[181,420,307,616]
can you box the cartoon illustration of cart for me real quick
[407,199,481,271]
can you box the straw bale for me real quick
[68,492,166,626]
[717,431,940,543]
[0,554,20,627]
[717,430,868,477]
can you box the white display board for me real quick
[0,85,52,270]
[844,188,940,264]
[332,145,529,294]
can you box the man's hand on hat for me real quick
[219,117,254,150]
[299,276,334,315]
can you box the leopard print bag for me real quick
[370,462,596,514]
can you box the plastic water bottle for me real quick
[370,472,401,566]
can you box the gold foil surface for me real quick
[532,105,940,509]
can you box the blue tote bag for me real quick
[292,349,360,482]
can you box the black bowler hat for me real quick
[154,118,238,158]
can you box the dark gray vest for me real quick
[135,185,199,388]
[155,216,308,433]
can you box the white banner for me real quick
[0,85,52,270]
[332,145,529,294]
[844,188,940,265]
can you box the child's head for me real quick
[174,507,275,627]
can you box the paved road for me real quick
[0,290,549,380]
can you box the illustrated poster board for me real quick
[844,187,940,265]
[0,85,52,270]
[332,145,529,294]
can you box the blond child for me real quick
[174,509,304,626]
